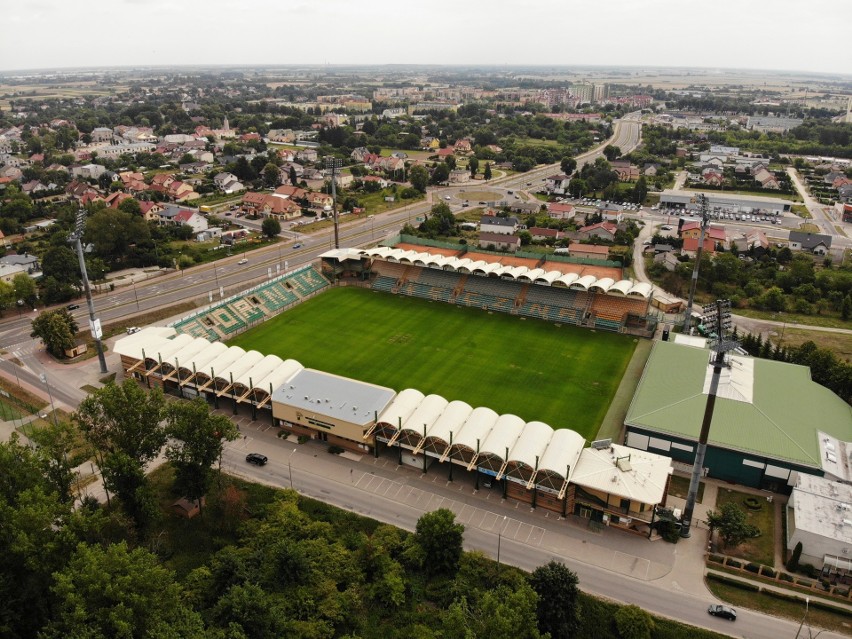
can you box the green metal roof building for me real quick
[624,341,852,491]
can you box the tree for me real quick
[288,165,298,186]
[443,584,542,639]
[31,309,78,357]
[261,217,281,238]
[117,197,142,216]
[842,295,851,321]
[431,163,450,185]
[408,164,429,193]
[787,541,803,572]
[164,397,239,507]
[75,381,166,531]
[518,230,532,246]
[263,162,281,188]
[631,176,648,204]
[468,157,479,177]
[41,245,81,287]
[529,561,581,639]
[614,604,655,639]
[603,145,622,161]
[414,508,464,576]
[28,420,79,503]
[706,502,759,549]
[84,208,152,268]
[483,162,492,181]
[0,279,14,314]
[43,541,204,639]
[560,157,577,175]
[13,272,37,306]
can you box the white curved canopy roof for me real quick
[480,413,525,458]
[506,265,529,280]
[202,347,246,379]
[114,330,173,360]
[234,354,283,389]
[570,274,598,290]
[149,334,194,363]
[377,388,425,428]
[424,400,473,446]
[508,421,554,470]
[216,351,265,386]
[608,280,633,296]
[538,429,586,479]
[521,268,546,282]
[180,341,228,373]
[255,359,304,395]
[165,338,211,370]
[536,270,562,285]
[628,282,653,298]
[450,258,473,272]
[400,394,448,436]
[590,277,615,293]
[454,406,498,451]
[554,272,580,287]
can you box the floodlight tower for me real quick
[683,194,711,334]
[680,299,736,538]
[69,209,107,373]
[324,156,343,249]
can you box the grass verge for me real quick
[668,473,705,503]
[715,488,776,567]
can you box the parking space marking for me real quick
[502,518,521,539]
[527,525,545,546]
[481,511,498,531]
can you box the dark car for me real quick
[245,453,268,466]
[707,605,736,621]
[66,304,80,310]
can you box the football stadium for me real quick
[115,236,676,534]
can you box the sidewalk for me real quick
[706,568,852,613]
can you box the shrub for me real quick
[787,541,802,572]
[745,562,760,574]
[708,554,725,564]
[727,559,742,569]
[743,497,762,510]
[779,572,794,583]
[614,604,655,639]
[800,563,818,579]
[328,445,344,455]
[762,567,776,579]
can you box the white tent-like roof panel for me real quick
[570,274,598,291]
[164,338,212,371]
[508,420,554,470]
[114,329,174,360]
[180,342,228,374]
[215,350,265,386]
[554,272,580,288]
[628,282,653,298]
[608,280,633,296]
[400,394,449,436]
[538,429,586,480]
[201,347,246,381]
[424,400,473,446]
[235,354,283,389]
[590,277,615,294]
[149,334,194,364]
[377,388,425,429]
[455,406,499,451]
[255,359,304,396]
[479,414,525,458]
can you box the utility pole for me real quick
[324,156,343,249]
[680,299,735,538]
[683,194,710,334]
[69,209,107,373]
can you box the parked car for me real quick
[126,326,141,335]
[293,243,303,249]
[444,195,451,200]
[661,225,672,231]
[237,258,248,265]
[707,605,736,621]
[246,453,268,466]
[66,304,80,310]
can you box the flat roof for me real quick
[660,189,793,208]
[625,341,852,468]
[790,474,852,545]
[572,443,672,506]
[272,368,396,427]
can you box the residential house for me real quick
[278,148,297,163]
[576,222,617,241]
[214,172,244,194]
[653,251,680,272]
[436,147,454,160]
[241,192,268,211]
[448,168,470,184]
[239,132,261,143]
[789,231,832,255]
[597,203,624,223]
[568,244,610,261]
[166,180,198,202]
[732,230,768,252]
[546,202,576,220]
[267,129,295,143]
[420,137,440,151]
[478,232,519,252]
[453,139,473,155]
[842,203,852,223]
[611,160,640,181]
[681,236,717,257]
[90,127,114,143]
[528,227,566,242]
[680,222,727,248]
[274,185,308,201]
[139,201,164,223]
[702,171,724,186]
[0,253,40,280]
[350,147,371,162]
[295,148,318,163]
[0,166,23,181]
[71,163,108,180]
[753,166,780,189]
[545,174,571,194]
[21,180,48,195]
[839,184,852,204]
[361,175,389,189]
[259,196,301,220]
[172,209,209,234]
[643,163,661,176]
[479,215,519,236]
[105,192,133,209]
[305,192,334,209]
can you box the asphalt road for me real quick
[220,439,846,639]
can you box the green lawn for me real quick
[229,287,636,437]
[715,488,776,567]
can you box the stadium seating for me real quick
[287,268,330,297]
[588,295,647,332]
[372,275,397,293]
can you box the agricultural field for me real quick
[230,287,637,438]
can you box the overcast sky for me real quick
[1,0,850,76]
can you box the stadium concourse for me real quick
[115,327,674,536]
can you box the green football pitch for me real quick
[229,287,637,438]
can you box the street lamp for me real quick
[39,373,58,426]
[794,597,809,639]
[131,280,140,312]
[496,515,508,567]
[287,447,297,489]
